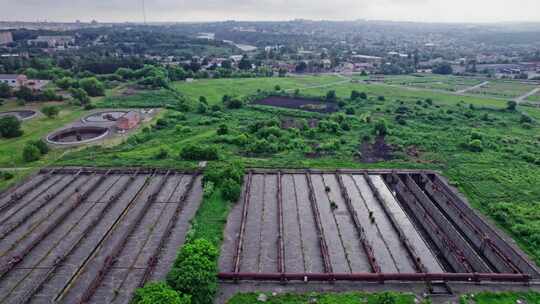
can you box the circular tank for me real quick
[47,126,109,145]
[83,111,128,123]
[0,110,38,120]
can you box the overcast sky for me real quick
[1,0,539,23]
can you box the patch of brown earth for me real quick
[358,135,394,163]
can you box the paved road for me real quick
[515,87,540,104]
[456,81,490,94]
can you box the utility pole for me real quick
[142,0,147,25]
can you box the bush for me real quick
[216,124,228,135]
[507,100,517,111]
[378,96,385,101]
[29,140,49,155]
[0,116,23,138]
[155,148,169,159]
[225,99,243,109]
[203,161,244,187]
[41,105,60,118]
[166,239,219,304]
[467,139,483,152]
[79,77,105,97]
[222,178,242,202]
[180,144,219,161]
[22,144,41,162]
[134,282,191,304]
[374,119,388,136]
[0,171,14,180]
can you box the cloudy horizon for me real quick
[1,0,539,24]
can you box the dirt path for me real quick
[456,81,489,94]
[515,87,540,103]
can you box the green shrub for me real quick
[0,116,23,138]
[22,144,41,162]
[134,282,190,304]
[180,144,219,161]
[155,148,169,160]
[222,178,242,202]
[0,171,14,180]
[203,161,244,187]
[467,139,483,152]
[217,124,228,135]
[29,140,49,155]
[166,239,219,304]
[374,119,388,136]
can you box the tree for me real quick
[295,61,307,73]
[278,68,287,77]
[70,88,90,105]
[41,89,61,101]
[274,85,281,91]
[41,105,60,118]
[79,77,105,97]
[29,140,49,155]
[0,116,23,138]
[351,90,361,100]
[0,82,11,98]
[222,178,242,202]
[115,67,135,80]
[217,124,228,135]
[22,144,41,162]
[15,86,35,102]
[326,90,337,102]
[221,60,232,69]
[374,119,388,137]
[238,55,252,70]
[432,63,453,75]
[55,77,75,90]
[507,100,517,111]
[134,282,190,304]
[166,239,218,304]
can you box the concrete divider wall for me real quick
[429,175,540,278]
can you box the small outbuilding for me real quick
[116,111,141,131]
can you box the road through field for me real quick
[456,81,489,94]
[516,87,540,103]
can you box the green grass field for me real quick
[0,101,85,168]
[383,74,484,92]
[469,80,538,99]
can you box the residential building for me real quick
[0,74,27,87]
[28,35,75,48]
[116,111,141,131]
[0,31,13,45]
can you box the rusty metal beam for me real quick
[363,172,426,274]
[420,174,521,274]
[233,171,253,274]
[305,171,333,274]
[15,170,112,304]
[53,170,140,302]
[385,173,475,273]
[335,172,380,273]
[0,170,82,242]
[136,172,200,289]
[78,170,169,304]
[401,174,491,273]
[218,272,530,283]
[276,171,285,277]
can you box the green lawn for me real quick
[383,74,484,92]
[172,75,344,104]
[469,80,538,99]
[0,102,85,168]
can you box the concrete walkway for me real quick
[515,87,540,103]
[456,81,489,94]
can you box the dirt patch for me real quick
[254,96,338,113]
[280,117,319,129]
[121,85,142,96]
[358,136,394,163]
